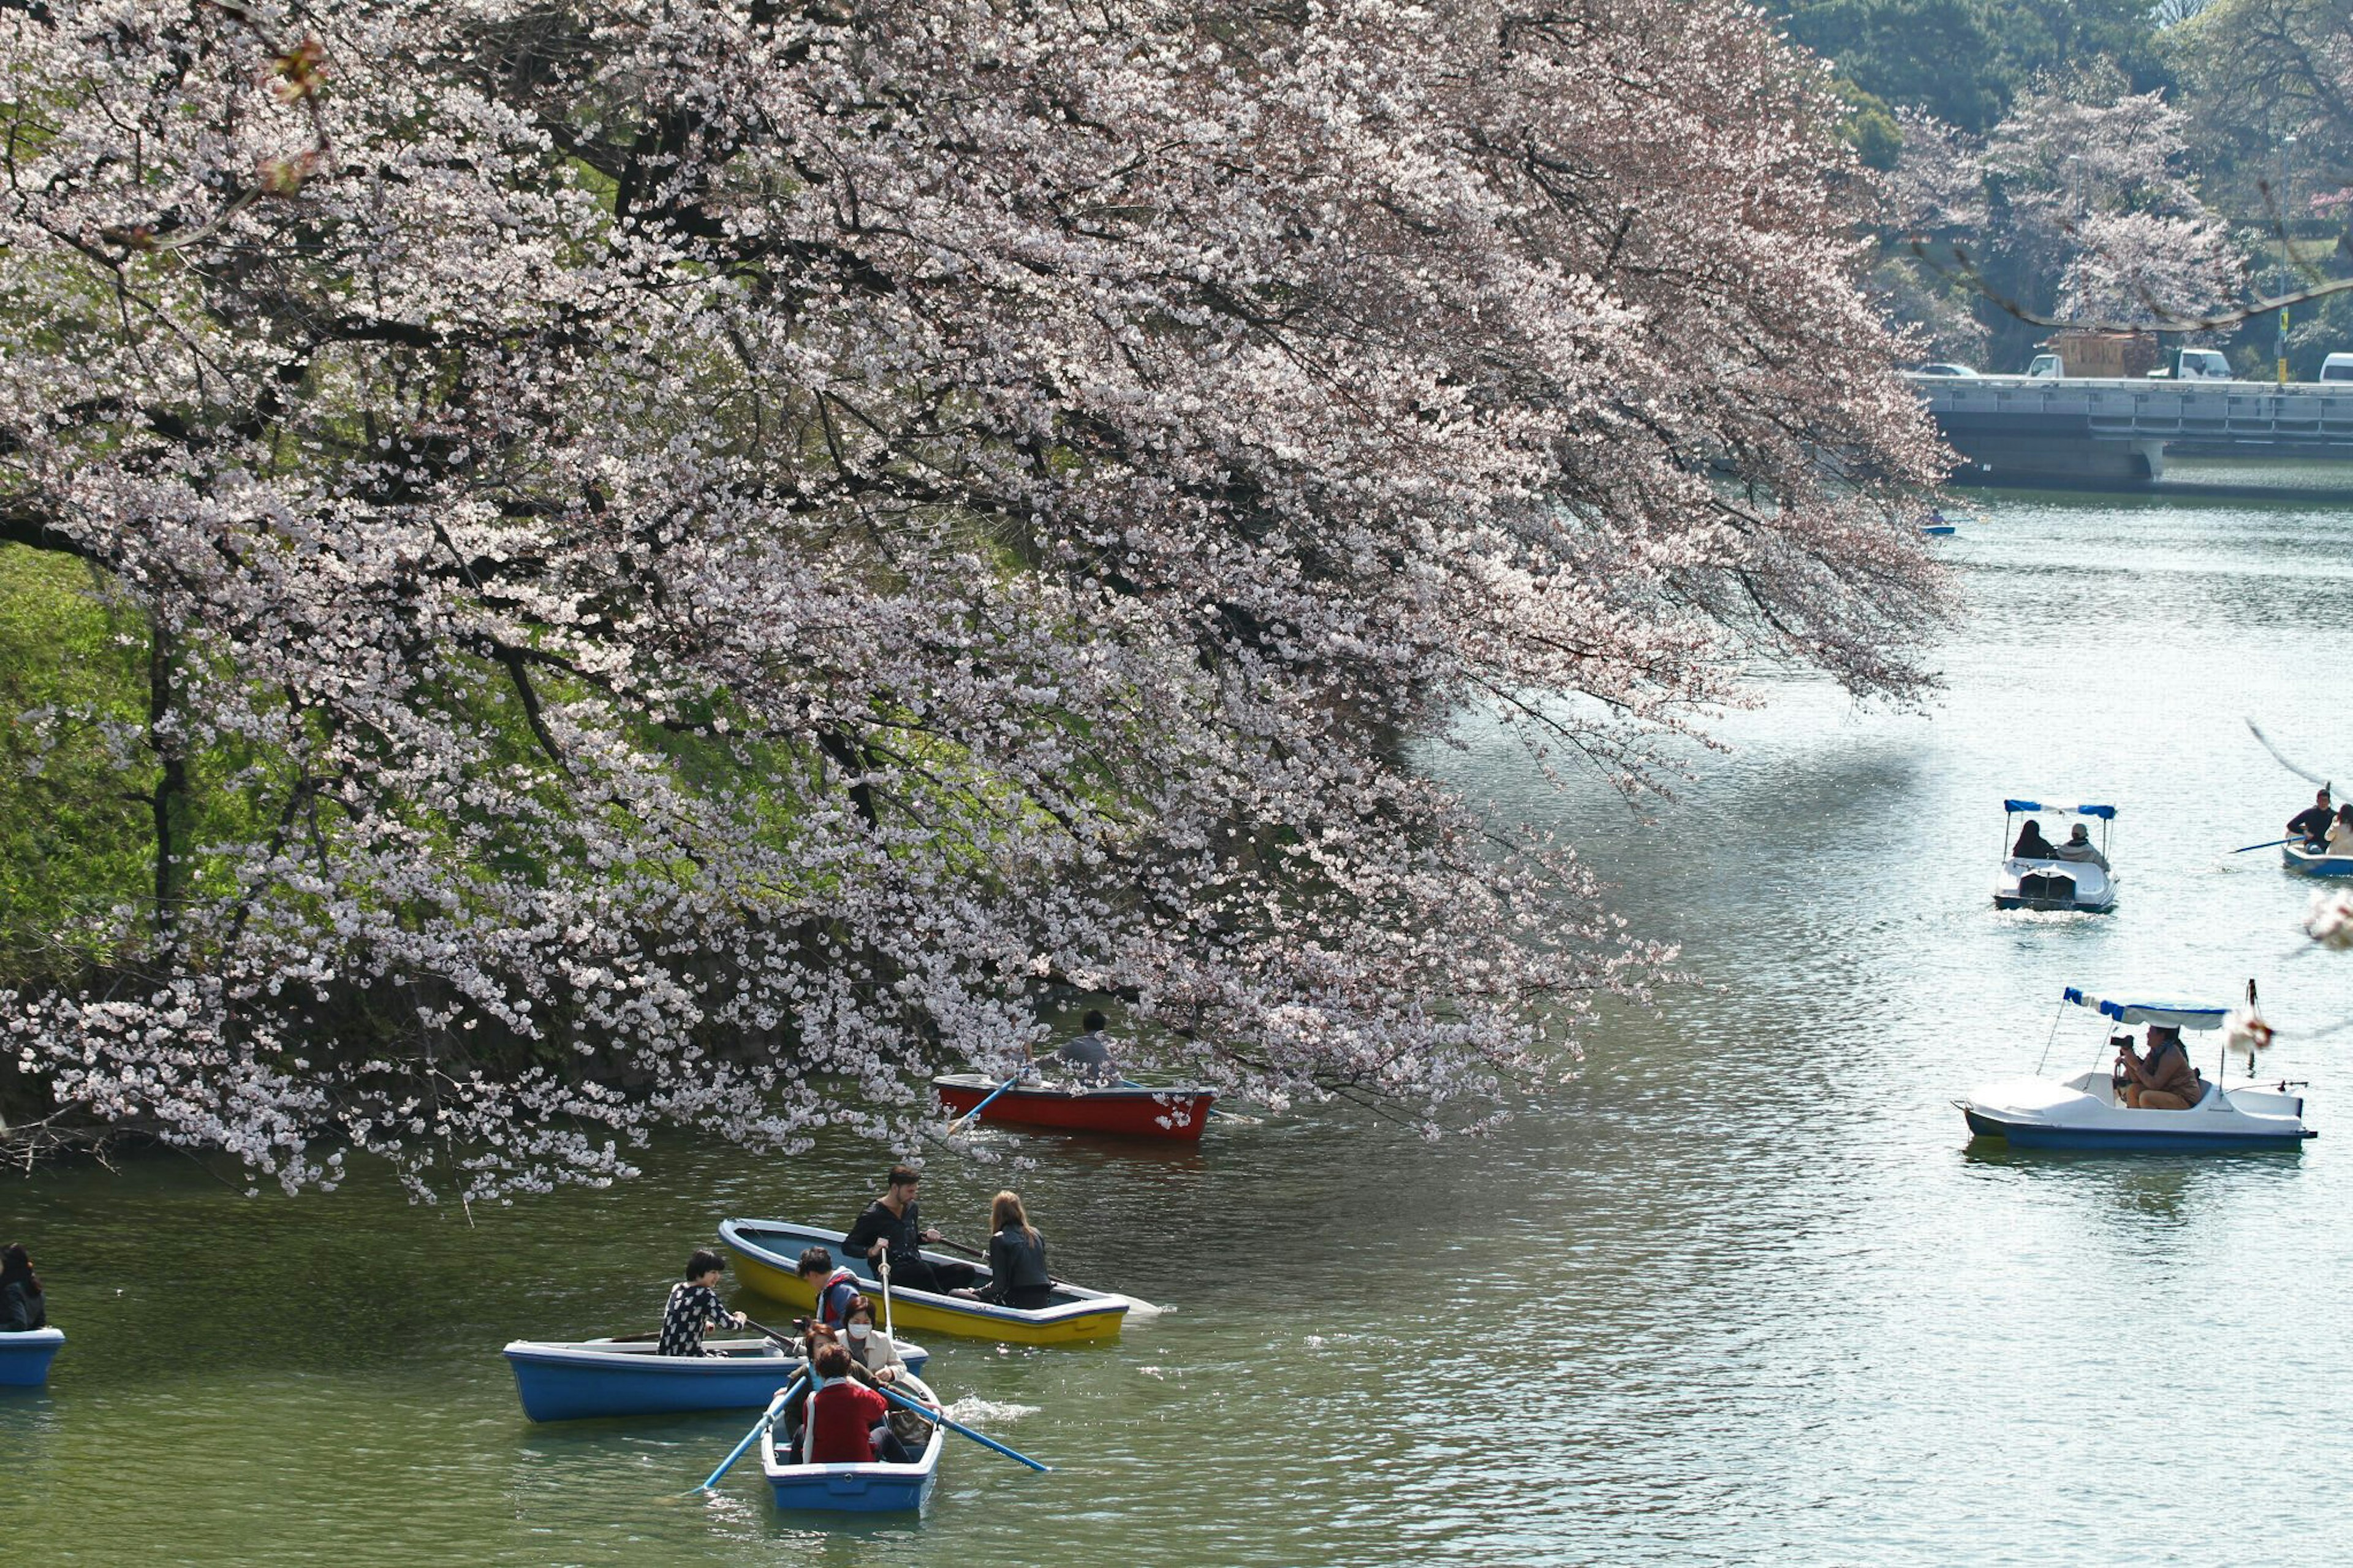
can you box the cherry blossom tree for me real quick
[1980,81,2244,324]
[0,0,1949,1198]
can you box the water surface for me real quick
[6,486,2351,1565]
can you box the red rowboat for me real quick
[933,1073,1218,1140]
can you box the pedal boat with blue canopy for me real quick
[500,1333,928,1422]
[760,1369,945,1513]
[1995,799,2117,912]
[0,1327,64,1387]
[1956,989,2314,1152]
[721,1218,1129,1344]
[2281,843,2353,877]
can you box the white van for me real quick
[2156,349,2231,381]
[2321,352,2353,384]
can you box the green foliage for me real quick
[1774,0,2172,132]
[1833,78,1906,169]
[0,547,151,979]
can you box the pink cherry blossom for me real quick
[0,0,1950,1197]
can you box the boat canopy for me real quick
[2005,800,2116,819]
[2061,987,2227,1030]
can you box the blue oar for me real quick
[944,1067,1028,1135]
[2234,837,2297,854]
[876,1381,1050,1472]
[692,1374,805,1493]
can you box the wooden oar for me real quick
[930,1234,1165,1320]
[2235,837,2297,854]
[944,1067,1028,1136]
[874,1381,1050,1472]
[689,1374,805,1494]
[877,1249,896,1339]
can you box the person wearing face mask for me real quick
[837,1294,909,1385]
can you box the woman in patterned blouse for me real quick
[657,1248,747,1357]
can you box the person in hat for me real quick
[2052,822,2109,871]
[2116,1025,2204,1110]
[657,1248,747,1356]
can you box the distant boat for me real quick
[1957,988,2313,1152]
[721,1219,1129,1344]
[933,1072,1218,1140]
[501,1334,926,1422]
[761,1369,945,1513]
[2282,843,2353,877]
[0,1327,63,1387]
[1995,798,2118,913]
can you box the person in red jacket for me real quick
[803,1343,916,1464]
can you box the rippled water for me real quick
[7,486,2353,1566]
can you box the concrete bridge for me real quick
[1911,374,2353,487]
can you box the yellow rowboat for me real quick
[719,1218,1130,1344]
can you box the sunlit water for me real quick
[7,485,2353,1566]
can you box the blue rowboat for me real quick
[501,1335,928,1423]
[2283,844,2353,877]
[0,1328,63,1387]
[761,1371,945,1513]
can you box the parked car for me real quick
[2147,349,2232,381]
[2321,352,2353,384]
[1914,362,1980,377]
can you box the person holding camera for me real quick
[2115,1025,2203,1110]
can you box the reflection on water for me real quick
[5,488,2353,1566]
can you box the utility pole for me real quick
[2279,135,2298,385]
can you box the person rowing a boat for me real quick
[1042,1009,1122,1086]
[2010,819,2056,861]
[2115,1025,2205,1111]
[2288,787,2335,850]
[657,1248,746,1357]
[843,1165,981,1296]
[794,1247,865,1333]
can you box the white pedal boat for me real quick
[1958,988,2313,1152]
[1994,798,2117,912]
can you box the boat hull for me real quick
[1961,1106,2309,1152]
[1994,856,2115,912]
[2282,845,2353,878]
[761,1386,945,1513]
[721,1219,1127,1344]
[933,1075,1215,1140]
[501,1337,925,1422]
[0,1328,63,1387]
[1958,1072,2311,1154]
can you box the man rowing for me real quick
[2288,787,2335,850]
[841,1165,980,1295]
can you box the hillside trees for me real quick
[0,0,1949,1197]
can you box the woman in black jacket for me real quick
[983,1192,1054,1311]
[1,1243,45,1332]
